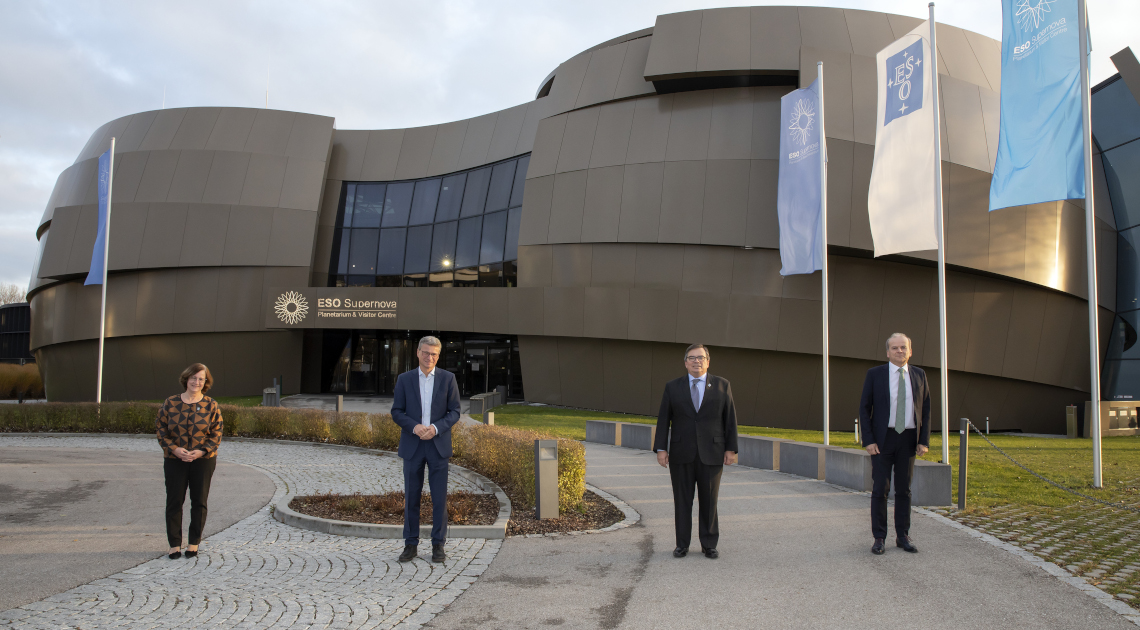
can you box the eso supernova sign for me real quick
[265,288,398,329]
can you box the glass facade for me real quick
[329,155,528,288]
[1093,75,1140,400]
[0,303,33,363]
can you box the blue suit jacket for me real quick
[859,363,932,450]
[391,367,462,459]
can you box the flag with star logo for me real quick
[777,77,825,276]
[867,22,939,258]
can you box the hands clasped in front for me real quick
[656,450,737,467]
[412,424,437,440]
[172,447,205,463]
[864,443,928,456]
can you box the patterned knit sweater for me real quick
[156,395,223,458]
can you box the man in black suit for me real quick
[653,343,739,559]
[859,333,931,555]
[391,335,462,564]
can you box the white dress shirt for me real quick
[887,363,916,430]
[419,367,438,433]
[688,373,707,411]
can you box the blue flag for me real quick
[777,79,824,276]
[990,0,1084,211]
[84,148,112,286]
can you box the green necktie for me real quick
[895,367,906,434]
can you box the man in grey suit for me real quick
[653,344,739,559]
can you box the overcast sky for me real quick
[2,0,1136,290]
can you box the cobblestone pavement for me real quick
[0,436,500,629]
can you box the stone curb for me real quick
[516,483,642,539]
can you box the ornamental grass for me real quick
[0,363,44,400]
[0,402,585,512]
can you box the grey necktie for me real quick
[895,367,906,434]
[691,379,701,412]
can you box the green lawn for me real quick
[477,404,1140,511]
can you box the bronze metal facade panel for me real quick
[730,248,783,297]
[134,270,178,336]
[708,89,753,160]
[696,8,750,72]
[205,109,258,152]
[1002,286,1049,381]
[394,125,437,180]
[550,244,592,287]
[517,245,553,288]
[1035,293,1077,385]
[118,111,158,152]
[614,37,656,100]
[601,339,653,413]
[170,108,222,151]
[543,287,585,337]
[643,10,702,79]
[935,24,992,90]
[545,52,592,115]
[618,161,664,242]
[584,287,630,339]
[675,291,729,346]
[516,99,557,157]
[800,48,854,142]
[658,160,705,243]
[108,203,148,270]
[329,130,368,181]
[166,150,214,203]
[245,110,295,155]
[751,90,782,160]
[745,159,780,249]
[876,264,934,365]
[221,206,273,266]
[581,166,624,243]
[311,225,335,276]
[826,138,854,246]
[140,109,186,150]
[556,109,600,174]
[850,55,878,146]
[681,245,733,294]
[518,174,554,246]
[727,294,780,350]
[318,179,342,227]
[575,42,626,108]
[945,163,991,269]
[436,287,474,333]
[65,205,98,275]
[777,298,822,354]
[963,277,1014,376]
[626,288,678,341]
[527,114,567,179]
[634,243,684,290]
[473,287,509,334]
[590,244,637,288]
[557,337,605,410]
[173,268,221,333]
[518,335,561,404]
[215,267,265,332]
[38,206,80,278]
[457,112,497,170]
[178,204,229,267]
[988,205,1028,279]
[942,77,992,173]
[111,147,149,204]
[266,208,317,267]
[202,151,252,205]
[134,150,180,202]
[426,119,468,177]
[279,158,326,211]
[238,153,287,208]
[54,282,100,343]
[626,96,672,164]
[286,114,335,162]
[963,29,1002,92]
[396,287,438,330]
[828,258,884,360]
[664,91,712,162]
[589,101,635,168]
[843,9,896,58]
[137,203,188,269]
[508,288,544,335]
[750,6,801,70]
[798,6,853,54]
[850,142,875,250]
[360,129,404,181]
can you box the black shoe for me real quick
[432,544,446,563]
[702,548,718,559]
[673,547,688,558]
[897,536,918,553]
[168,551,182,559]
[872,538,885,555]
[184,549,198,558]
[398,545,418,563]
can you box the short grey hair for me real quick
[684,343,710,360]
[418,335,442,351]
[885,333,912,352]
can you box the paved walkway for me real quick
[424,443,1137,630]
[0,436,498,630]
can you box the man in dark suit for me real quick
[391,335,462,563]
[859,333,931,555]
[653,343,739,559]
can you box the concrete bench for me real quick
[585,420,622,446]
[779,441,833,480]
[736,435,791,470]
[621,423,656,451]
[824,446,951,505]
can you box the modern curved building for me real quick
[28,6,1130,433]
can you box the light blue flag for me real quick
[777,79,824,276]
[84,149,112,285]
[990,0,1084,211]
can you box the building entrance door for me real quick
[464,348,486,395]
[487,345,510,394]
[348,332,379,393]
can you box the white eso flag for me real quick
[867,21,939,257]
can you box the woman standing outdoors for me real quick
[156,363,223,559]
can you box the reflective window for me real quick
[335,228,351,274]
[377,228,406,275]
[342,184,357,227]
[1093,78,1140,151]
[480,211,508,264]
[1119,228,1140,313]
[410,179,441,225]
[505,207,522,262]
[353,184,385,228]
[436,174,466,222]
[456,217,482,268]
[430,221,458,272]
[486,161,516,213]
[382,182,414,227]
[404,225,433,274]
[1104,358,1140,401]
[461,167,491,217]
[510,156,529,208]
[1102,140,1140,231]
[349,229,379,274]
[454,267,479,287]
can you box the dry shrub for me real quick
[329,411,370,445]
[0,363,44,400]
[251,407,289,437]
[294,409,331,441]
[337,495,364,513]
[369,413,402,450]
[453,423,586,512]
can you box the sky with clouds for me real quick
[2,0,1136,291]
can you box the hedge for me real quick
[0,402,586,513]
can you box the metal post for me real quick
[336,394,343,414]
[958,418,969,510]
[534,439,559,519]
[986,417,990,435]
[929,4,951,465]
[854,418,861,444]
[95,137,115,404]
[1077,0,1103,488]
[277,374,283,407]
[486,411,495,426]
[818,61,830,446]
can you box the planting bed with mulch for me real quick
[506,490,623,536]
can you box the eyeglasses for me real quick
[685,356,708,363]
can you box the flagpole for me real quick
[929,4,950,465]
[95,137,115,404]
[1077,0,1102,488]
[817,61,830,446]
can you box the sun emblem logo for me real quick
[1015,0,1054,31]
[788,98,816,146]
[274,291,308,324]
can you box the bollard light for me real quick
[534,439,559,519]
[486,411,494,426]
[854,418,861,444]
[958,418,969,510]
[336,395,343,414]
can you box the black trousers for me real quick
[668,459,723,550]
[164,456,217,548]
[871,428,917,540]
